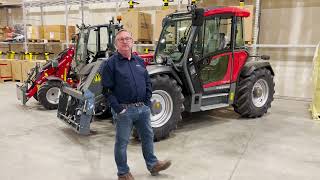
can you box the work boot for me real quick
[150,160,172,176]
[118,172,134,180]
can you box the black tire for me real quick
[234,68,275,118]
[33,94,38,101]
[133,74,184,141]
[37,81,62,110]
[95,105,112,119]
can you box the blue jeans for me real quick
[111,105,158,176]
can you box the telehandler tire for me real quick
[234,68,275,118]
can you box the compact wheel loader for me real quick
[16,22,121,110]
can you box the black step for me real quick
[201,93,229,107]
[200,103,229,111]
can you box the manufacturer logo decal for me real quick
[94,73,102,83]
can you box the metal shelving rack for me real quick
[17,0,120,52]
[1,0,186,54]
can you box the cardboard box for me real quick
[0,35,4,41]
[27,26,44,40]
[9,44,24,55]
[67,26,76,41]
[154,9,176,42]
[0,30,5,41]
[10,59,23,81]
[10,8,23,24]
[44,32,66,41]
[68,26,76,34]
[21,60,36,82]
[46,43,64,56]
[243,5,254,43]
[43,25,70,41]
[0,59,12,81]
[43,25,66,33]
[22,60,46,82]
[0,9,7,27]
[121,11,152,41]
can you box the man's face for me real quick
[115,31,133,52]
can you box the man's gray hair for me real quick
[115,29,132,40]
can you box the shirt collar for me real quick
[116,51,134,61]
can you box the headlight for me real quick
[155,56,164,64]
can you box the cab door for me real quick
[190,15,250,110]
[189,15,241,110]
[195,16,234,93]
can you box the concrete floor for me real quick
[1,82,320,180]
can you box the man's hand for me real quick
[150,107,155,116]
[119,108,127,114]
[150,100,156,116]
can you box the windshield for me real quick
[100,27,116,51]
[155,18,192,63]
[75,28,89,65]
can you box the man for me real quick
[101,29,171,180]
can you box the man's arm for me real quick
[101,61,124,114]
[144,70,152,108]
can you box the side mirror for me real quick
[192,8,204,26]
[155,55,168,64]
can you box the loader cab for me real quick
[153,7,250,112]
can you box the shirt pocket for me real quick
[135,64,146,77]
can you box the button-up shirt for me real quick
[101,52,152,113]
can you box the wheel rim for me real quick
[252,79,269,108]
[46,87,61,105]
[150,90,173,128]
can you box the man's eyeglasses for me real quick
[117,37,133,42]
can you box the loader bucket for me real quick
[57,58,107,135]
[16,84,28,105]
[57,86,95,135]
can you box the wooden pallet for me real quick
[28,39,45,43]
[12,79,23,82]
[0,78,13,82]
[47,40,65,43]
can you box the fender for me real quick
[147,65,182,85]
[240,60,274,77]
